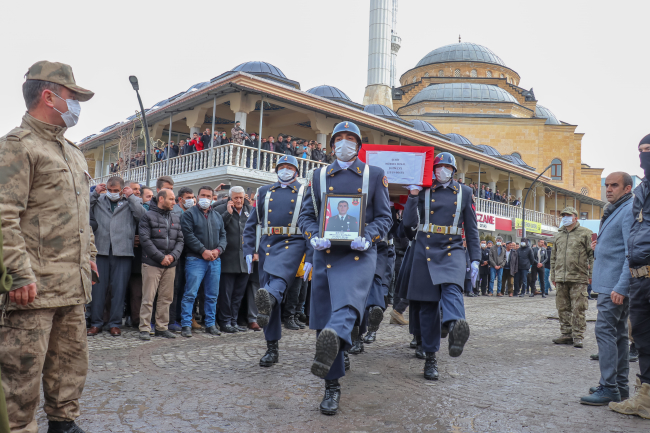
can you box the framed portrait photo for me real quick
[320,194,366,244]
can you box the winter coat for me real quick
[139,200,184,268]
[90,191,145,257]
[180,205,227,259]
[214,202,252,273]
[488,244,507,268]
[628,179,650,267]
[551,221,594,283]
[517,245,535,270]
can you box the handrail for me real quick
[474,197,560,228]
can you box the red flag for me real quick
[326,200,331,224]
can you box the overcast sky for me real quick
[1,0,648,178]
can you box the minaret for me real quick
[390,0,401,88]
[363,0,393,109]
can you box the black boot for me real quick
[294,315,306,329]
[48,420,86,433]
[415,335,425,359]
[284,315,300,330]
[448,319,470,357]
[423,352,439,381]
[344,351,350,371]
[410,335,417,349]
[311,328,340,378]
[319,379,341,415]
[630,343,639,362]
[255,288,276,328]
[349,326,364,355]
[363,331,377,344]
[367,305,384,333]
[441,323,449,339]
[259,340,279,367]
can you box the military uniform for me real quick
[0,210,13,433]
[326,214,359,233]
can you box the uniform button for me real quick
[285,240,289,243]
[289,211,293,214]
[358,188,362,192]
[454,191,457,195]
[448,253,452,256]
[354,256,359,261]
[76,191,80,195]
[449,237,452,241]
[331,175,335,177]
[431,199,435,202]
[426,246,429,250]
[288,224,291,227]
[285,246,289,249]
[327,264,332,269]
[427,235,430,238]
[326,249,330,254]
[268,221,271,224]
[292,190,295,193]
[291,200,295,203]
[430,211,434,214]
[267,244,271,247]
[80,229,84,233]
[447,246,451,249]
[270,198,273,201]
[329,187,333,191]
[454,202,457,205]
[269,209,272,212]
[427,258,431,261]
[452,214,455,217]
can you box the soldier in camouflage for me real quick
[0,61,96,433]
[550,206,594,348]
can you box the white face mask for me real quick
[277,168,296,182]
[481,243,486,249]
[184,199,195,208]
[520,242,526,247]
[106,192,120,202]
[52,92,81,128]
[334,139,358,162]
[561,215,574,227]
[434,166,453,183]
[496,241,502,246]
[198,198,211,209]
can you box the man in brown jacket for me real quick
[0,61,97,433]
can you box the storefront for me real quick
[477,211,513,242]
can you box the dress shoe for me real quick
[415,335,425,359]
[390,309,409,325]
[542,293,547,298]
[297,312,308,323]
[410,335,417,349]
[125,316,133,328]
[497,293,503,297]
[590,385,628,400]
[344,351,350,371]
[235,325,248,332]
[552,335,573,345]
[260,340,279,367]
[284,315,300,330]
[155,330,177,339]
[47,420,86,433]
[529,293,536,297]
[319,379,341,415]
[509,293,513,297]
[205,325,221,336]
[364,331,377,344]
[248,322,262,331]
[630,343,639,362]
[518,294,526,297]
[580,385,621,405]
[255,288,276,328]
[139,331,151,341]
[311,328,339,378]
[191,318,201,330]
[367,306,384,333]
[109,327,121,337]
[168,322,182,333]
[448,319,470,357]
[87,326,101,336]
[220,324,238,334]
[181,326,192,338]
[423,352,439,380]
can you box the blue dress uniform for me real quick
[402,177,480,361]
[243,176,310,363]
[298,157,392,378]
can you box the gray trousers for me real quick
[245,270,260,324]
[596,293,629,392]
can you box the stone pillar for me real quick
[537,188,546,214]
[235,112,248,132]
[489,181,497,193]
[190,126,201,137]
[515,189,523,200]
[316,133,327,147]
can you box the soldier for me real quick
[402,152,480,381]
[0,61,96,433]
[243,155,311,367]
[298,120,392,415]
[326,201,359,232]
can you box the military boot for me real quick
[259,340,279,367]
[47,420,86,433]
[423,352,439,381]
[319,379,341,415]
[390,309,409,325]
[415,335,425,359]
[609,379,650,419]
[294,315,306,329]
[410,335,418,349]
[349,326,364,355]
[364,331,377,344]
[255,288,276,328]
[367,306,384,333]
[311,328,340,379]
[284,315,300,330]
[441,323,449,339]
[448,319,470,357]
[344,351,350,371]
[552,335,573,345]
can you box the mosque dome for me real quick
[364,104,401,119]
[306,85,364,108]
[445,133,473,145]
[535,104,561,125]
[475,144,502,156]
[406,83,518,106]
[410,119,439,134]
[212,61,300,89]
[416,42,506,68]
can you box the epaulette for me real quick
[65,138,82,150]
[6,129,31,142]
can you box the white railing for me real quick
[475,197,560,227]
[91,144,328,186]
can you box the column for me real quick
[235,112,248,132]
[537,188,545,214]
[489,181,496,193]
[190,126,201,136]
[316,133,327,146]
[515,189,523,200]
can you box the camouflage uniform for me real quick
[0,210,12,433]
[551,207,594,340]
[0,61,95,433]
[231,126,245,145]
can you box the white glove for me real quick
[302,262,312,281]
[246,254,253,274]
[310,236,331,251]
[470,261,480,287]
[351,236,370,251]
[405,185,422,193]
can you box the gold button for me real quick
[292,190,295,193]
[447,246,451,249]
[326,249,330,254]
[358,188,362,192]
[427,235,430,238]
[289,211,293,214]
[285,246,289,249]
[285,240,289,243]
[427,258,431,261]
[354,256,359,261]
[329,187,333,191]
[291,200,295,203]
[448,252,452,256]
[426,246,430,250]
[327,264,332,269]
[449,237,453,241]
[269,209,272,212]
[454,202,457,205]
[430,211,434,214]
[331,174,335,177]
[288,224,291,227]
[268,221,271,224]
[452,214,455,217]
[432,199,435,202]
[266,253,270,256]
[454,191,457,194]
[270,198,273,201]
[267,244,271,247]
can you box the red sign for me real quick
[358,144,435,187]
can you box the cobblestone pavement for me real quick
[34,292,648,432]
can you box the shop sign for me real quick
[515,218,542,234]
[476,212,496,231]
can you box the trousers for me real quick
[555,281,589,340]
[320,306,357,380]
[0,305,88,433]
[181,257,221,328]
[530,266,546,294]
[515,269,529,295]
[92,252,132,328]
[263,276,289,341]
[139,264,176,332]
[503,268,515,294]
[489,267,503,294]
[595,293,629,392]
[410,300,441,353]
[169,255,185,324]
[629,276,650,384]
[218,273,250,327]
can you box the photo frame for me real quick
[320,194,366,245]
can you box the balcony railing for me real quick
[475,197,560,228]
[91,144,328,186]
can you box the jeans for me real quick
[181,257,221,328]
[489,268,503,294]
[544,268,552,291]
[596,293,629,392]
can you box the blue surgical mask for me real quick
[277,168,296,182]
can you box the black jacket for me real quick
[139,200,185,268]
[545,246,552,269]
[532,246,549,267]
[480,247,490,271]
[517,245,535,270]
[168,143,179,158]
[628,179,650,267]
[214,202,252,273]
[201,133,211,149]
[180,205,227,259]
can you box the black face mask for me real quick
[640,152,650,179]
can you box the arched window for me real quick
[551,158,562,180]
[500,73,505,79]
[412,76,417,83]
[424,72,429,77]
[486,70,492,78]
[470,69,477,78]
[438,70,444,77]
[454,69,461,77]
[512,152,521,159]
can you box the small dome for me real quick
[232,61,287,78]
[535,104,561,125]
[446,133,473,145]
[407,83,518,106]
[416,42,506,68]
[500,154,534,170]
[306,85,351,101]
[475,145,502,156]
[364,104,401,118]
[410,119,439,134]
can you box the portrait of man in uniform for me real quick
[321,195,364,242]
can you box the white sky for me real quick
[1,0,648,178]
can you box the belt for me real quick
[630,265,650,278]
[261,227,302,236]
[418,224,461,235]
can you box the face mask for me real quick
[184,199,194,208]
[496,242,502,246]
[277,168,296,182]
[251,135,256,140]
[52,92,81,128]
[520,242,526,247]
[222,134,226,137]
[561,215,574,226]
[198,198,211,209]
[480,243,486,249]
[106,192,120,202]
[334,139,358,162]
[434,166,453,183]
[211,200,218,206]
[640,152,650,179]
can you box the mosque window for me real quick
[580,187,589,196]
[500,73,505,79]
[454,69,460,77]
[470,69,477,78]
[412,76,417,83]
[438,70,444,77]
[486,70,492,78]
[551,158,563,180]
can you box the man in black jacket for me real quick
[138,189,184,340]
[201,128,212,149]
[180,185,227,337]
[515,238,535,297]
[531,240,548,297]
[478,240,490,295]
[214,186,252,333]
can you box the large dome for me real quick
[410,119,439,134]
[416,42,506,68]
[306,85,350,101]
[406,83,518,106]
[535,104,561,125]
